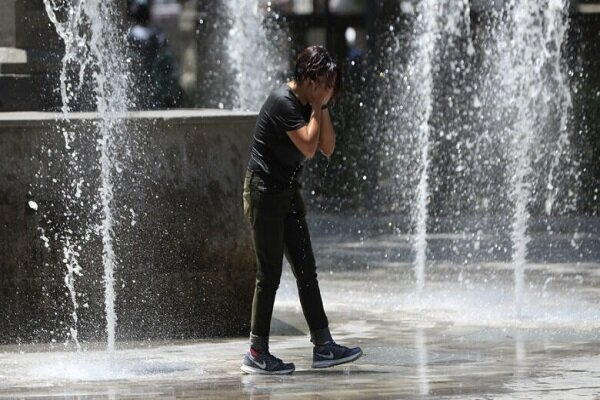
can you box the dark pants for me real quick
[243,170,330,350]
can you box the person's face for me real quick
[311,74,335,100]
[307,75,334,105]
[313,73,335,90]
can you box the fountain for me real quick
[368,0,580,317]
[498,0,577,316]
[0,0,256,347]
[30,0,299,349]
[43,0,130,352]
[224,0,289,111]
[193,0,289,111]
[0,0,598,396]
[29,0,290,350]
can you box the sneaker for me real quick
[241,351,295,375]
[312,342,362,368]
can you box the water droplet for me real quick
[28,201,39,211]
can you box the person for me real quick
[126,0,182,109]
[240,45,362,375]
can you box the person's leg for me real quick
[244,174,287,351]
[249,209,284,350]
[241,173,294,375]
[284,186,362,369]
[283,187,332,345]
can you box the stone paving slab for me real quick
[1,221,599,399]
[1,266,599,399]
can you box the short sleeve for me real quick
[272,94,308,132]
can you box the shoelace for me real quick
[323,341,344,350]
[263,352,286,366]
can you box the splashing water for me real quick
[380,0,572,310]
[491,0,572,316]
[43,0,89,351]
[495,3,538,316]
[62,238,83,350]
[382,0,471,294]
[542,0,574,216]
[410,0,438,295]
[44,0,130,352]
[224,0,289,110]
[83,0,130,352]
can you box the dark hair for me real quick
[293,46,342,98]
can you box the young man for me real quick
[241,46,362,375]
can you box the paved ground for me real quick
[1,217,599,399]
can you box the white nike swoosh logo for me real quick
[252,359,267,369]
[316,351,334,360]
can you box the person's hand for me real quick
[320,87,334,107]
[309,80,333,108]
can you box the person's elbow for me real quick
[298,137,320,158]
[318,137,335,157]
[319,145,334,157]
[301,145,318,159]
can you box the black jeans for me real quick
[243,170,330,348]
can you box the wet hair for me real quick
[293,46,342,98]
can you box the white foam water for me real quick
[44,0,130,352]
[43,0,91,351]
[491,0,572,316]
[409,0,438,295]
[224,0,289,111]
[381,0,573,310]
[396,0,471,294]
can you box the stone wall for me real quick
[0,110,257,344]
[0,0,62,111]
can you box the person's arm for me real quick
[318,106,335,156]
[286,107,323,158]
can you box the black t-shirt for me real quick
[247,84,312,187]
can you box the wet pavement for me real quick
[1,217,599,399]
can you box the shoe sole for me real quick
[240,365,295,375]
[311,349,363,369]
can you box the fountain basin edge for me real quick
[0,109,257,344]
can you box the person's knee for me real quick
[256,275,281,292]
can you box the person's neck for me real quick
[287,80,309,106]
